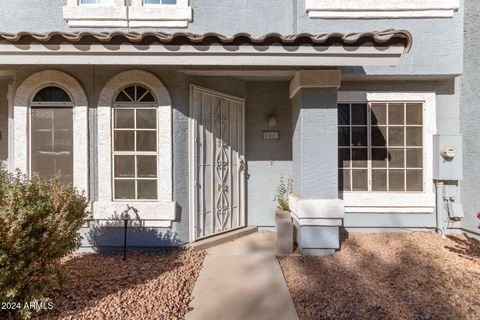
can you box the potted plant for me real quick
[276,176,293,254]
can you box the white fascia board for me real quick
[0,44,405,67]
[306,0,460,19]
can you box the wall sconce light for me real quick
[267,114,277,127]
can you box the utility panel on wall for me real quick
[433,135,463,180]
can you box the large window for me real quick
[113,85,158,200]
[338,102,424,193]
[30,86,74,185]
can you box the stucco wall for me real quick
[0,0,463,76]
[296,0,464,76]
[460,0,480,236]
[11,65,194,247]
[0,64,465,246]
[245,82,292,227]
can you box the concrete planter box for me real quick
[275,211,293,255]
[289,193,345,256]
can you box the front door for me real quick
[190,85,246,241]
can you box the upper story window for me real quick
[63,0,192,28]
[80,0,115,5]
[306,0,460,19]
[144,0,177,4]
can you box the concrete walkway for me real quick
[186,231,299,320]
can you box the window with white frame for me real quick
[144,0,177,4]
[80,0,115,5]
[112,85,158,200]
[338,102,424,192]
[63,0,192,27]
[30,86,74,185]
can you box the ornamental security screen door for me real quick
[190,85,246,241]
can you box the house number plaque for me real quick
[262,130,280,140]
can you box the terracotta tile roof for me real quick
[0,29,412,52]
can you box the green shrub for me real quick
[0,168,89,319]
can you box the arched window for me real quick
[112,85,158,200]
[30,86,74,184]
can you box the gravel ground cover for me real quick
[40,250,206,320]
[279,233,480,320]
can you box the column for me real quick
[289,70,345,256]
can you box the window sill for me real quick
[93,200,176,225]
[63,5,128,27]
[63,5,192,28]
[129,6,192,27]
[305,0,460,19]
[342,191,435,213]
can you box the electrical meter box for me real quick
[433,135,463,180]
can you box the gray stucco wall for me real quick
[460,0,480,236]
[245,82,292,227]
[9,65,195,248]
[0,67,465,248]
[296,0,464,77]
[0,0,464,76]
[292,88,338,199]
[4,66,288,248]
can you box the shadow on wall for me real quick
[86,217,182,253]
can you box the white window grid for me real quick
[112,104,159,201]
[338,101,425,193]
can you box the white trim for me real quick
[291,214,344,227]
[0,44,405,67]
[306,0,459,19]
[345,206,435,213]
[337,91,437,213]
[289,70,341,99]
[63,0,128,27]
[129,0,192,28]
[289,193,345,219]
[95,70,175,224]
[7,84,15,173]
[63,0,192,28]
[13,70,89,196]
